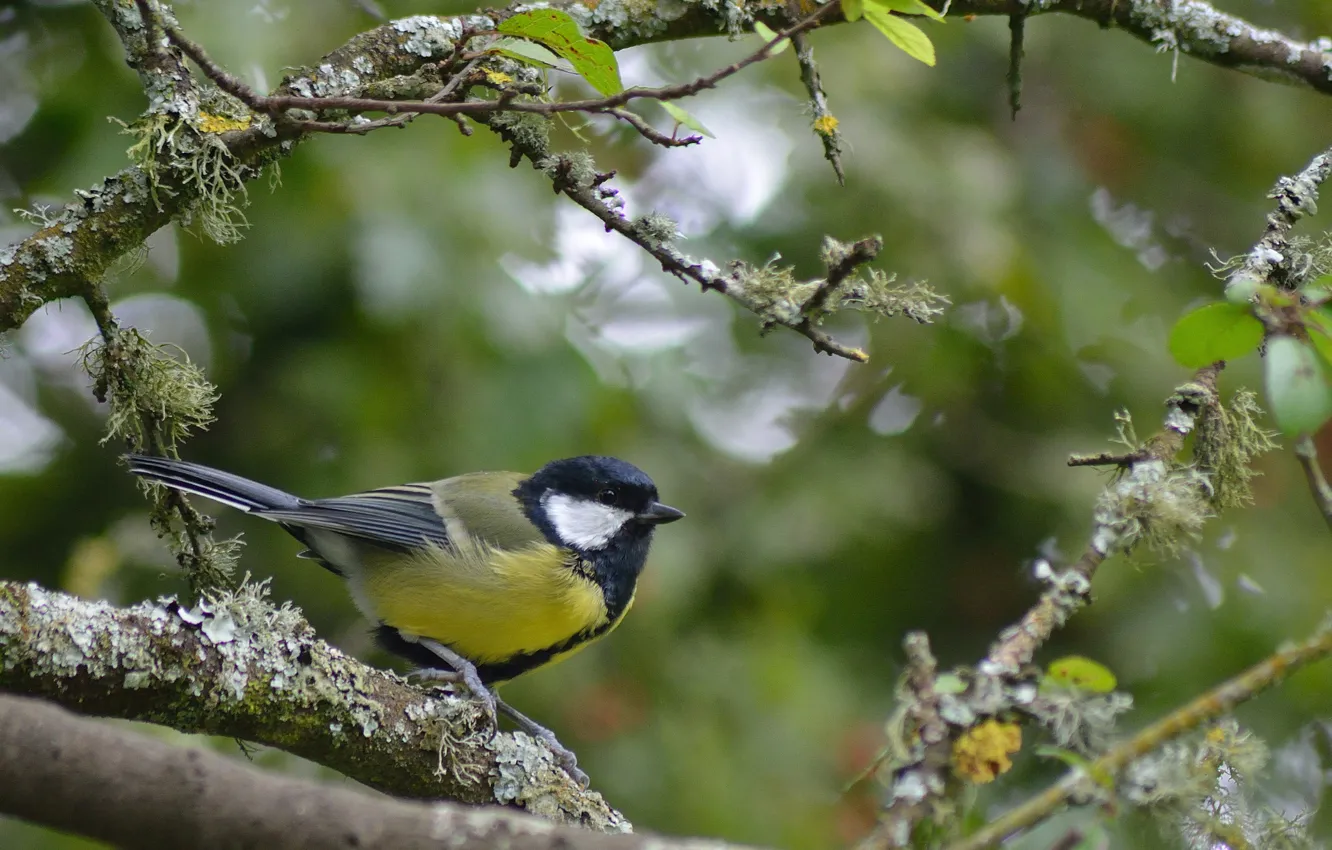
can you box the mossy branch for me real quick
[947,619,1332,850]
[3,0,1326,343]
[0,579,625,827]
[858,363,1287,849]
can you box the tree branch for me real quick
[944,617,1332,850]
[0,692,751,850]
[860,363,1231,848]
[0,580,625,828]
[946,0,1332,96]
[1222,145,1332,295]
[1294,435,1332,533]
[4,0,1326,343]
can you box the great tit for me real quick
[125,453,683,783]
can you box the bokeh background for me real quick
[3,0,1332,847]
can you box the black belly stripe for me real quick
[373,614,625,684]
[373,542,653,684]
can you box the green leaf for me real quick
[498,9,623,95]
[864,6,935,65]
[934,673,966,694]
[486,37,575,73]
[868,0,945,22]
[1045,656,1117,693]
[1265,335,1332,436]
[753,21,791,56]
[659,102,715,138]
[1303,274,1332,305]
[1167,301,1264,368]
[1308,308,1332,368]
[843,0,865,22]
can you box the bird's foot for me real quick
[497,699,589,788]
[414,639,497,729]
[413,638,588,787]
[406,667,460,684]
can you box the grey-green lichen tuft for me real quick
[117,111,255,245]
[1090,456,1213,558]
[1029,685,1133,754]
[633,212,680,247]
[81,328,218,455]
[839,269,950,325]
[1193,388,1279,510]
[1121,719,1312,849]
[537,150,597,188]
[729,257,949,327]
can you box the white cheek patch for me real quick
[542,493,634,551]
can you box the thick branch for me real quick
[0,580,625,829]
[0,693,747,850]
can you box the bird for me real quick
[125,453,684,784]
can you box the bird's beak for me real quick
[638,501,685,524]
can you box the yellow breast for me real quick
[359,541,612,666]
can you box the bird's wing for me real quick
[430,471,548,551]
[254,484,449,552]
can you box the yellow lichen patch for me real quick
[813,114,839,136]
[484,69,514,86]
[198,112,252,134]
[952,719,1022,784]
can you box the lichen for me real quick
[1091,459,1213,557]
[117,113,252,244]
[1030,687,1133,754]
[729,255,949,328]
[951,719,1022,784]
[1193,389,1279,510]
[81,328,217,455]
[812,114,839,136]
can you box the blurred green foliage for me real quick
[3,0,1332,847]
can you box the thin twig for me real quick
[1007,11,1025,120]
[802,236,882,319]
[160,5,839,124]
[1224,144,1332,292]
[1066,450,1146,467]
[1294,435,1332,533]
[602,108,701,148]
[486,139,867,360]
[785,0,845,185]
[945,620,1332,850]
[289,57,489,135]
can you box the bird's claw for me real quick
[414,638,586,787]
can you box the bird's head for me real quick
[516,456,684,553]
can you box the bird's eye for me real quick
[597,488,617,505]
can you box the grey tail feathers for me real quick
[125,454,304,513]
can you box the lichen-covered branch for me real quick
[1221,145,1332,297]
[4,0,1326,348]
[0,693,755,850]
[946,617,1332,850]
[858,363,1285,848]
[0,580,626,829]
[947,0,1332,97]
